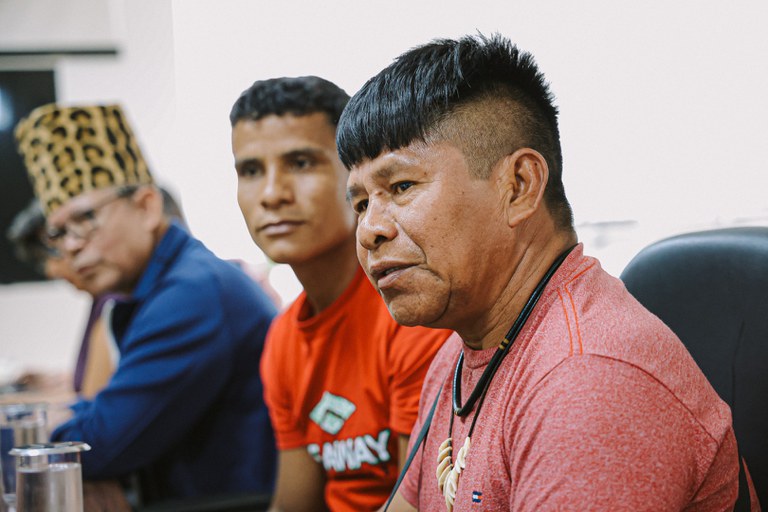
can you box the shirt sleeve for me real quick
[51,274,250,479]
[507,355,739,511]
[387,326,452,436]
[259,316,304,450]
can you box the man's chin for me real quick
[81,272,128,297]
[384,298,445,329]
[256,244,313,267]
[83,281,114,297]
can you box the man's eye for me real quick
[46,227,65,242]
[293,156,314,170]
[393,181,413,193]
[354,199,369,214]
[237,163,262,177]
[72,209,97,224]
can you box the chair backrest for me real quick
[620,226,768,508]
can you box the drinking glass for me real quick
[10,442,90,512]
[0,404,48,512]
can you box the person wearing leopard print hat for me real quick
[14,103,278,504]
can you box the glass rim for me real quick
[9,441,91,457]
[0,402,48,412]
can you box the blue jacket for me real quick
[52,222,277,500]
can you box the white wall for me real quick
[1,0,767,371]
[168,0,768,273]
[0,0,117,51]
[0,281,90,373]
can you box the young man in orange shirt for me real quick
[229,76,452,512]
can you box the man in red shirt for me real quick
[339,35,746,510]
[229,76,451,511]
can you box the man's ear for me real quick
[495,148,549,228]
[132,186,165,230]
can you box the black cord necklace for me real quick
[452,244,576,416]
[436,245,576,510]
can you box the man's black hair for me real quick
[6,199,51,276]
[230,76,350,127]
[337,33,573,229]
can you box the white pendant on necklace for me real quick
[436,436,471,511]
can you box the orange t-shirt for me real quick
[261,267,452,511]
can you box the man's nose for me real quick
[58,231,87,255]
[260,168,294,209]
[357,198,397,251]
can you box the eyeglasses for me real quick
[45,186,137,249]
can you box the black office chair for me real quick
[620,226,768,510]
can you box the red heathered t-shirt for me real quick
[261,267,452,512]
[401,245,740,511]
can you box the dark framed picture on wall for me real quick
[0,69,56,283]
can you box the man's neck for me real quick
[291,235,360,317]
[117,218,172,297]
[463,229,578,350]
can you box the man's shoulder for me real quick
[431,332,463,361]
[420,333,463,385]
[162,235,269,301]
[267,302,301,336]
[172,237,241,280]
[131,236,275,339]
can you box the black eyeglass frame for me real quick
[44,185,139,248]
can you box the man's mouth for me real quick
[75,263,97,277]
[370,262,415,288]
[259,220,303,235]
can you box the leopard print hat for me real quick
[14,103,154,216]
